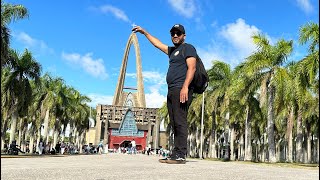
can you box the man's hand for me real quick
[132,26,145,34]
[180,86,189,103]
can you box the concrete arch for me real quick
[112,33,146,108]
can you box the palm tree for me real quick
[2,49,41,144]
[35,73,63,144]
[231,63,264,161]
[273,63,297,162]
[157,102,173,152]
[66,89,90,144]
[1,2,28,67]
[1,67,13,149]
[293,22,319,163]
[242,34,293,163]
[206,61,233,160]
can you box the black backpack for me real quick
[192,55,209,94]
[181,44,209,94]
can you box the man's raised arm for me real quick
[132,26,168,55]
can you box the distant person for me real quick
[9,140,25,154]
[131,139,136,154]
[147,144,151,156]
[55,142,61,154]
[60,142,66,155]
[50,148,56,155]
[38,139,44,155]
[98,141,103,155]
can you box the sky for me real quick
[6,0,319,109]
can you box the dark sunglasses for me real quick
[171,31,183,37]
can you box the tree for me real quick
[206,61,233,160]
[2,49,41,143]
[242,34,293,163]
[1,1,28,67]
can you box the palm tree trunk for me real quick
[17,118,23,146]
[61,124,66,142]
[303,133,308,163]
[79,132,84,153]
[217,139,220,158]
[286,106,294,162]
[296,108,303,163]
[239,134,244,160]
[267,85,276,163]
[53,129,58,150]
[196,126,200,157]
[208,112,217,158]
[317,138,319,163]
[43,109,50,143]
[75,131,80,152]
[36,127,41,153]
[22,129,28,152]
[262,132,267,162]
[1,120,8,150]
[29,135,35,154]
[276,140,281,162]
[73,127,78,144]
[224,112,230,160]
[307,131,312,163]
[244,105,252,161]
[9,111,18,143]
[1,138,4,151]
[187,133,192,157]
[230,125,235,160]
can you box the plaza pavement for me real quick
[1,153,319,180]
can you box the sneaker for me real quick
[159,151,176,163]
[158,157,169,163]
[166,156,186,164]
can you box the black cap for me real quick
[170,24,185,34]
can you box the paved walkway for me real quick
[1,153,318,180]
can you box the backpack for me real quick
[181,44,209,94]
[192,55,209,94]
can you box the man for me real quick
[38,139,44,155]
[98,141,103,155]
[132,24,197,164]
[9,140,25,154]
[131,139,136,154]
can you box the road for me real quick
[1,153,318,180]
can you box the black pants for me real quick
[167,87,193,157]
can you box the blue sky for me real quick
[7,0,319,109]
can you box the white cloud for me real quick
[99,5,131,23]
[126,71,166,84]
[220,18,260,59]
[143,71,167,108]
[197,45,226,69]
[168,0,196,18]
[197,18,268,68]
[126,73,136,79]
[124,71,167,108]
[62,52,108,80]
[12,31,54,54]
[145,88,166,108]
[296,0,314,14]
[86,93,114,108]
[142,71,166,85]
